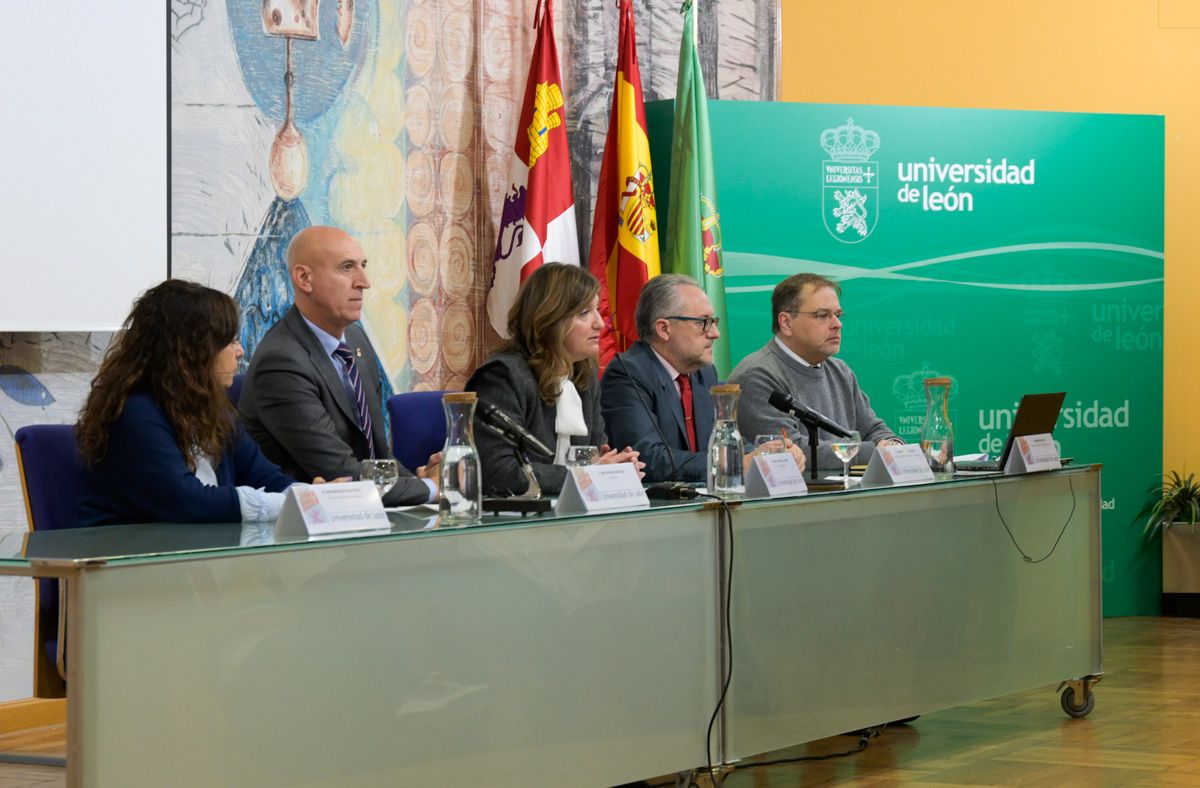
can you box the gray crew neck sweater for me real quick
[728,340,898,469]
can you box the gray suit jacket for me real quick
[466,353,606,496]
[600,341,717,483]
[238,306,430,505]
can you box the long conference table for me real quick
[0,466,1102,787]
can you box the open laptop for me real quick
[955,392,1067,472]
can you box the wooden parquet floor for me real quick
[1,616,1197,787]
[723,616,1200,787]
[0,697,63,788]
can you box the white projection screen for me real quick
[1,2,167,331]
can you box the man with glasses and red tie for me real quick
[729,273,902,471]
[601,274,806,483]
[238,226,440,505]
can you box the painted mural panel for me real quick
[0,332,109,698]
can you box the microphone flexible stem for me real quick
[476,400,554,460]
[767,390,852,439]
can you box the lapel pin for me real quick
[356,347,363,358]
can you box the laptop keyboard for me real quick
[954,459,1001,472]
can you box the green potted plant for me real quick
[1145,471,1200,616]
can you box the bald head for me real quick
[288,226,371,337]
[287,226,358,272]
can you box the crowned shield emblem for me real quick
[820,117,880,244]
[617,166,657,245]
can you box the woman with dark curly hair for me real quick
[76,280,298,526]
[466,263,641,496]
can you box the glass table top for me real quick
[0,466,1096,569]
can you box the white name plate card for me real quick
[746,452,808,498]
[861,444,936,487]
[555,463,650,515]
[1004,433,1062,474]
[275,481,389,538]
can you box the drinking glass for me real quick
[360,459,399,499]
[829,431,861,489]
[566,445,598,466]
[754,434,786,454]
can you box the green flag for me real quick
[665,0,730,377]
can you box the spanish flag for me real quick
[487,0,579,338]
[588,0,660,371]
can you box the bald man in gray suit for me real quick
[239,226,439,506]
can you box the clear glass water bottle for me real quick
[439,392,482,526]
[707,384,746,499]
[920,377,955,480]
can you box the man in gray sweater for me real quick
[729,273,901,470]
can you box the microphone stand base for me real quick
[809,428,820,482]
[516,453,543,500]
[481,450,553,514]
[645,482,701,500]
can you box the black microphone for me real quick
[612,352,699,500]
[768,390,853,439]
[476,399,554,460]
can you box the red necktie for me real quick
[677,373,698,452]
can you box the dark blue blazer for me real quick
[466,353,607,497]
[77,392,296,527]
[600,341,717,483]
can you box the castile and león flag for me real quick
[486,0,579,339]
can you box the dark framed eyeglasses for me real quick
[791,309,845,323]
[665,315,720,332]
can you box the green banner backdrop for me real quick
[647,100,1164,617]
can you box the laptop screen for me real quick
[995,392,1067,468]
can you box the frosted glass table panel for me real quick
[723,466,1102,760]
[63,507,720,788]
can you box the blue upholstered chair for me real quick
[14,424,86,697]
[387,391,450,472]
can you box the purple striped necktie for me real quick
[333,342,376,459]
